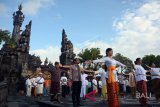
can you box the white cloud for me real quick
[30,46,60,63]
[0,3,8,15]
[30,0,160,63]
[22,0,55,16]
[112,0,160,60]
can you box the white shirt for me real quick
[92,79,97,86]
[98,81,102,88]
[81,73,88,86]
[85,80,88,86]
[150,68,160,79]
[30,78,37,87]
[93,57,125,82]
[124,79,129,86]
[26,79,31,86]
[36,76,44,84]
[118,75,125,84]
[61,76,68,85]
[96,68,107,85]
[135,65,147,82]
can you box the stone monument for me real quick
[0,4,32,96]
[60,29,75,65]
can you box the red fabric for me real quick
[107,82,119,107]
[137,80,148,106]
[50,82,60,95]
[85,90,96,101]
[152,78,160,100]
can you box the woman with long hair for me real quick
[93,48,126,107]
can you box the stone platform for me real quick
[8,95,160,107]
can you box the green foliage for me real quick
[78,48,102,61]
[142,54,160,67]
[113,53,133,68]
[0,30,15,48]
[0,30,11,44]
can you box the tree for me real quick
[0,30,14,48]
[0,30,11,44]
[78,48,102,61]
[113,53,133,68]
[142,54,160,67]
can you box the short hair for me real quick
[55,62,59,65]
[73,58,79,64]
[135,58,141,64]
[106,48,112,56]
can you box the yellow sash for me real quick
[107,66,116,83]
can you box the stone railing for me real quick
[0,81,8,107]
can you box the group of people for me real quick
[24,48,160,107]
[93,48,160,107]
[25,69,50,98]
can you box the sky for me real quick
[0,0,160,63]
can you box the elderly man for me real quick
[36,72,44,98]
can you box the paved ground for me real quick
[8,95,160,107]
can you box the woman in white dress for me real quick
[93,48,126,107]
[26,75,32,96]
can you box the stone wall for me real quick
[0,82,8,107]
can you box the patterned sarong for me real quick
[152,78,160,100]
[107,81,119,107]
[137,80,148,106]
[50,82,60,95]
[107,66,119,107]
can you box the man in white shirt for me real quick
[146,63,160,101]
[25,75,32,96]
[36,72,44,98]
[61,73,68,98]
[134,58,148,106]
[30,77,37,97]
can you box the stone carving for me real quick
[60,29,75,65]
[0,4,32,96]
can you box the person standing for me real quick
[146,63,160,102]
[36,72,44,98]
[134,58,148,106]
[49,62,65,103]
[87,79,92,93]
[118,73,125,97]
[93,48,126,107]
[44,76,50,96]
[128,69,136,98]
[30,76,37,97]
[62,58,92,107]
[61,73,68,98]
[94,65,107,101]
[80,72,88,100]
[25,75,32,96]
[92,77,98,95]
[67,79,72,95]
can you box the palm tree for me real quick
[0,29,14,48]
[0,29,11,44]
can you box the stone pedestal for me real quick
[0,82,8,107]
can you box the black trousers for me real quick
[62,85,67,98]
[72,81,82,106]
